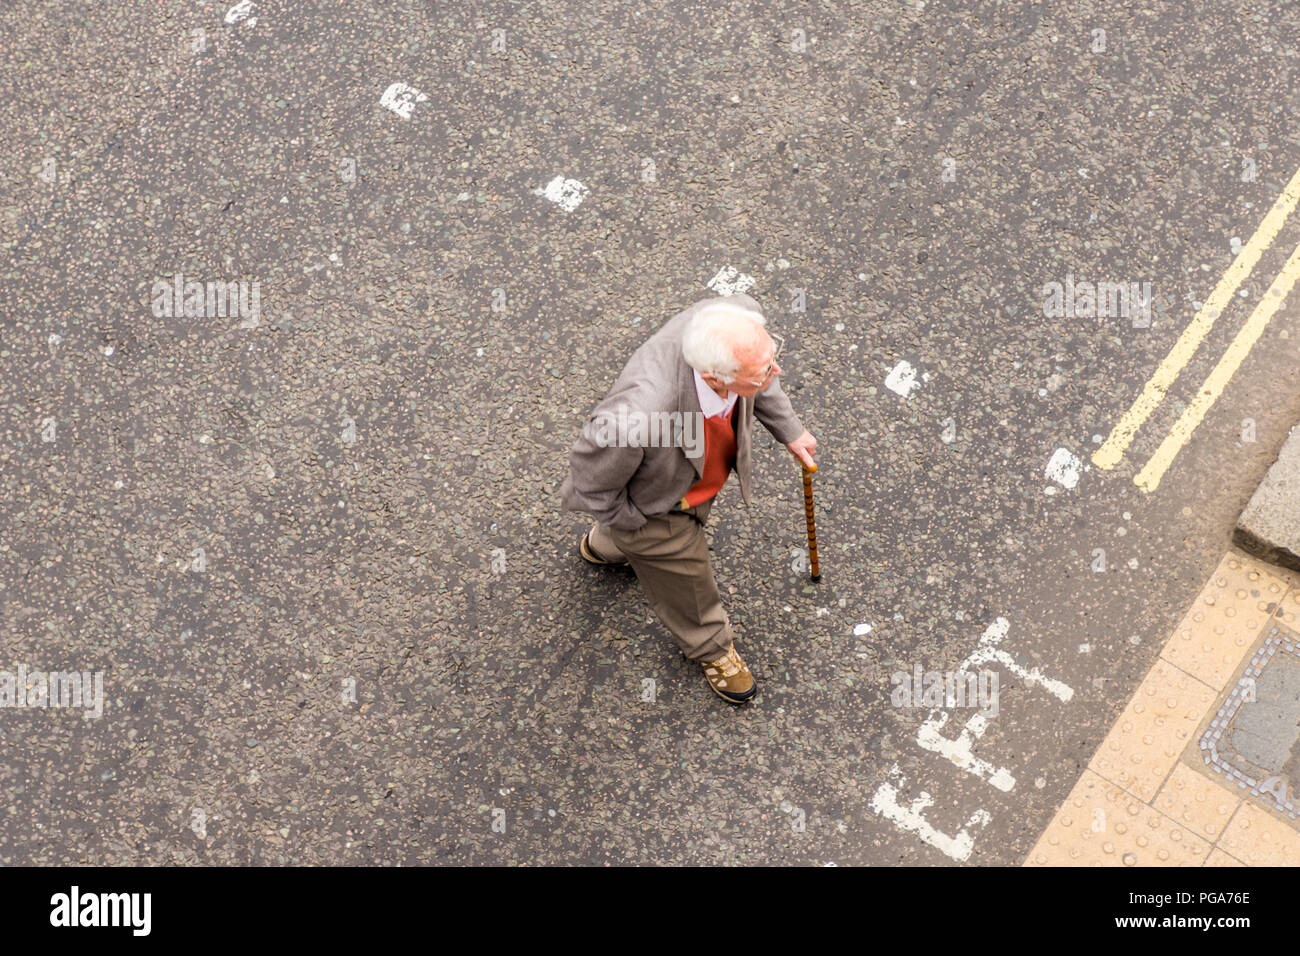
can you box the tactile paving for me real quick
[1272,565,1300,627]
[1203,847,1247,867]
[1161,554,1287,690]
[1027,769,1212,866]
[1215,801,1300,865]
[1027,548,1300,867]
[1153,762,1241,842]
[1089,658,1218,803]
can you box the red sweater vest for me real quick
[682,404,738,507]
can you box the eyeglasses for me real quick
[740,333,783,387]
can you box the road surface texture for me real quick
[3,0,1300,864]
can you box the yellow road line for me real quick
[1133,236,1300,491]
[1093,164,1300,471]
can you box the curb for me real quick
[1234,423,1300,572]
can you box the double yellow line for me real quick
[1093,164,1300,491]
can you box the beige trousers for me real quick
[587,499,734,662]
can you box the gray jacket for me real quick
[559,293,806,531]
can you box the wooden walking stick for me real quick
[801,462,820,581]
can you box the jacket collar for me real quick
[677,355,706,478]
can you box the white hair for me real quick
[681,303,767,384]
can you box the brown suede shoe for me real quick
[701,643,756,704]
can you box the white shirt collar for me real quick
[693,369,739,419]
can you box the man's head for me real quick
[681,302,782,398]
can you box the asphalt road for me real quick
[4,0,1300,864]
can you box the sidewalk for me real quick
[1027,550,1300,866]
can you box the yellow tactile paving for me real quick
[1026,547,1300,867]
[1204,847,1247,866]
[1027,769,1212,866]
[1088,658,1218,803]
[1153,762,1241,842]
[1160,554,1287,690]
[1215,801,1300,865]
[1277,575,1300,628]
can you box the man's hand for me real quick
[785,430,817,469]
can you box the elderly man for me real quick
[559,293,817,704]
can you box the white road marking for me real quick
[1045,447,1082,489]
[908,617,1074,794]
[872,617,1075,857]
[225,1,256,26]
[960,617,1074,702]
[379,83,427,119]
[706,266,755,296]
[884,360,928,397]
[917,711,1016,792]
[869,764,991,862]
[536,175,588,211]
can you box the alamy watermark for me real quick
[890,665,999,718]
[584,406,706,459]
[1042,274,1152,325]
[50,886,150,936]
[151,272,261,321]
[0,666,104,719]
